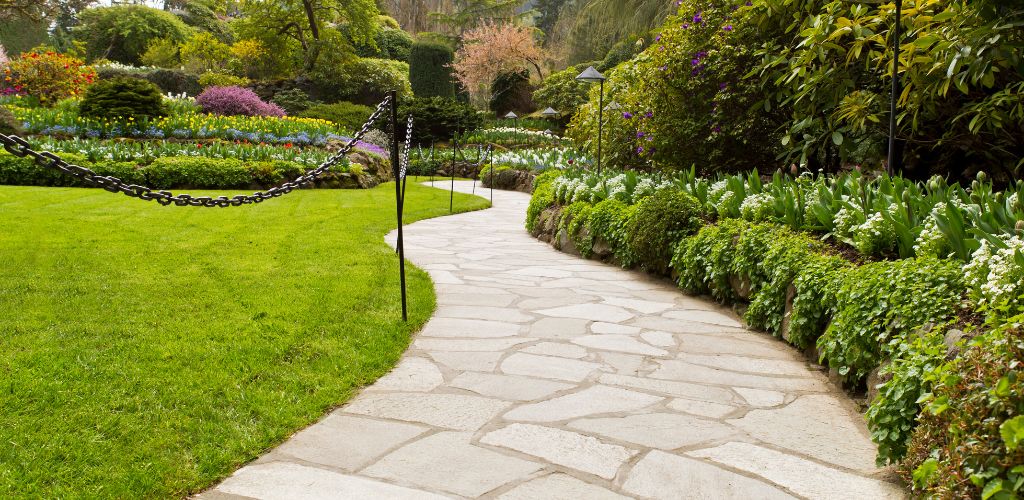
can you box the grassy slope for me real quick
[0,181,488,497]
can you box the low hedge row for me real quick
[0,154,351,190]
[527,172,1023,498]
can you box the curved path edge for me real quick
[199,182,905,500]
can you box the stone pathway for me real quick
[201,182,905,500]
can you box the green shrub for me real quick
[74,5,190,65]
[142,69,201,96]
[559,201,595,257]
[140,38,180,68]
[310,57,412,105]
[396,97,482,144]
[352,27,413,62]
[818,257,966,386]
[143,157,251,189]
[489,70,535,118]
[904,318,1024,498]
[0,153,144,187]
[271,89,321,115]
[198,72,250,89]
[672,219,746,301]
[866,323,951,466]
[588,198,638,266]
[299,102,373,132]
[787,253,851,350]
[409,40,456,99]
[79,77,168,122]
[625,189,703,272]
[533,65,589,117]
[525,170,560,233]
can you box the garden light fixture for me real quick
[576,66,607,174]
[504,111,519,132]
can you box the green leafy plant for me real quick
[78,77,168,122]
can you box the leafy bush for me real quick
[140,38,180,68]
[409,40,456,99]
[74,5,190,65]
[310,57,412,105]
[181,32,233,74]
[271,89,321,115]
[533,65,589,117]
[625,189,703,272]
[142,69,201,96]
[197,72,250,89]
[0,152,144,187]
[196,86,285,117]
[144,157,257,189]
[787,253,851,350]
[78,77,168,122]
[299,102,372,132]
[672,219,746,301]
[905,318,1024,498]
[866,323,952,466]
[351,27,413,62]
[489,70,535,117]
[525,169,560,234]
[559,201,595,257]
[818,257,966,386]
[568,1,786,172]
[4,51,96,106]
[395,97,482,144]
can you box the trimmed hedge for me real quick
[409,40,456,99]
[299,102,373,132]
[0,154,320,190]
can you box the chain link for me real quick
[399,114,413,179]
[0,96,393,208]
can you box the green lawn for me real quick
[0,181,488,498]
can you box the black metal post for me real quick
[887,0,902,175]
[449,138,458,213]
[597,79,604,175]
[389,91,408,322]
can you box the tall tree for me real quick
[430,0,531,36]
[452,22,545,104]
[240,0,378,72]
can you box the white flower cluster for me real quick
[552,176,588,204]
[491,147,590,171]
[486,127,558,137]
[853,203,899,255]
[740,193,775,222]
[964,235,1024,309]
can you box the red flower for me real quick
[284,143,293,149]
[197,143,203,149]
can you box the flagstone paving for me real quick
[200,182,905,499]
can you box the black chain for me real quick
[0,96,393,208]
[399,114,413,179]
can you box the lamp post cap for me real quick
[504,111,518,119]
[575,66,607,83]
[541,107,559,116]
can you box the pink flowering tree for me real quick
[452,22,546,105]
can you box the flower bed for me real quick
[527,168,1024,498]
[461,127,563,147]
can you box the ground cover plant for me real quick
[0,182,489,497]
[528,167,1024,498]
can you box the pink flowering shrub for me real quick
[195,86,285,117]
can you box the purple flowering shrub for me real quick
[196,86,286,117]
[566,0,786,174]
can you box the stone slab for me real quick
[504,385,663,422]
[367,357,444,392]
[501,353,602,382]
[622,450,796,499]
[572,335,669,357]
[451,372,573,401]
[481,424,637,479]
[428,351,504,372]
[520,342,588,359]
[536,304,636,323]
[496,473,628,500]
[342,393,509,431]
[271,414,427,471]
[569,412,737,450]
[363,432,542,497]
[215,462,448,500]
[421,317,522,338]
[689,442,905,499]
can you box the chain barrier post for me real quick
[389,90,408,322]
[489,146,494,206]
[429,142,435,187]
[449,136,458,213]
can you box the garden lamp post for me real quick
[838,0,902,175]
[504,111,519,132]
[576,66,607,174]
[541,107,559,120]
